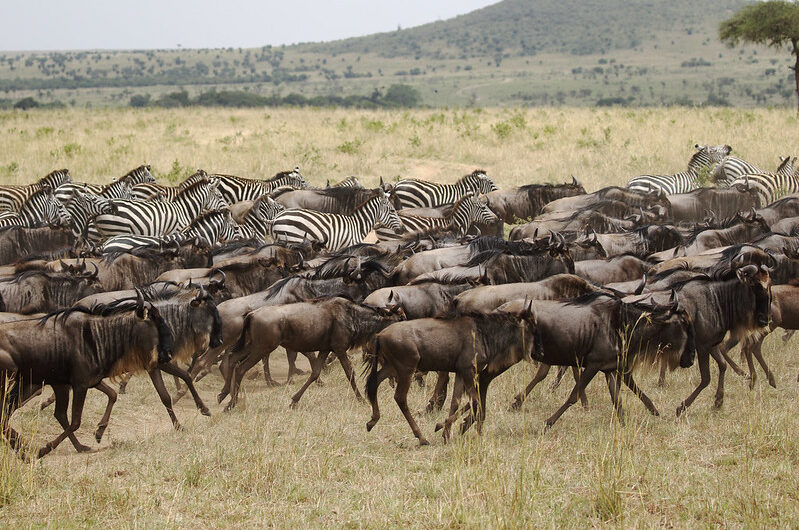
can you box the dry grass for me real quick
[1,106,799,527]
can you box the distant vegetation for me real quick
[0,0,792,108]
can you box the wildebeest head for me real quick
[736,264,771,327]
[189,286,224,349]
[134,288,174,365]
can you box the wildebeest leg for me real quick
[290,351,330,408]
[414,372,425,388]
[574,367,588,409]
[260,354,281,387]
[286,349,307,381]
[544,366,599,428]
[93,380,117,444]
[550,366,568,390]
[435,375,465,443]
[426,371,449,413]
[148,369,181,429]
[510,363,551,410]
[394,371,429,446]
[657,362,667,387]
[334,351,363,401]
[38,385,91,458]
[160,363,210,417]
[462,372,495,436]
[676,349,710,417]
[710,346,727,409]
[366,365,395,432]
[783,330,794,343]
[605,371,624,423]
[38,392,56,411]
[225,348,271,411]
[749,335,775,388]
[621,371,659,416]
[117,372,132,395]
[718,336,746,377]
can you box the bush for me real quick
[13,97,38,110]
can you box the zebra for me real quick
[100,209,242,254]
[0,169,72,212]
[270,191,403,251]
[710,155,774,187]
[64,190,115,247]
[209,167,307,204]
[729,156,799,206]
[94,179,228,239]
[391,170,498,209]
[55,164,152,204]
[375,193,499,241]
[325,176,363,189]
[0,187,71,228]
[627,144,732,195]
[131,169,209,201]
[237,194,286,241]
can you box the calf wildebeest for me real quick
[509,210,636,240]
[0,266,103,314]
[502,292,695,424]
[221,296,405,410]
[365,306,542,445]
[590,225,683,259]
[482,177,586,223]
[0,293,173,458]
[668,183,761,223]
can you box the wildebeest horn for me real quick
[84,261,99,280]
[748,207,756,221]
[571,175,581,187]
[134,288,148,319]
[59,259,68,271]
[209,269,226,288]
[743,176,750,190]
[634,274,646,295]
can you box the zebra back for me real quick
[0,187,70,228]
[731,162,799,206]
[379,194,498,240]
[118,165,155,186]
[711,155,766,186]
[270,191,401,250]
[0,169,71,211]
[210,167,307,204]
[131,170,207,200]
[240,194,285,240]
[326,176,363,189]
[628,144,731,194]
[392,170,498,209]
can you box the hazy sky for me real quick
[0,0,498,51]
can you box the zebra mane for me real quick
[37,169,69,187]
[174,178,213,199]
[457,169,487,183]
[121,165,151,180]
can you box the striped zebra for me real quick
[94,179,228,239]
[710,155,774,187]
[270,191,402,251]
[0,187,71,228]
[730,156,799,206]
[64,191,115,246]
[0,169,72,212]
[391,170,498,209]
[376,194,499,241]
[237,194,285,241]
[209,167,307,204]
[55,165,153,204]
[101,209,242,254]
[627,144,732,195]
[325,176,363,188]
[131,169,209,201]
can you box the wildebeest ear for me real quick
[634,274,646,295]
[134,289,149,320]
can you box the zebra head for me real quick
[253,194,285,221]
[689,144,732,172]
[38,169,72,189]
[120,165,156,186]
[33,187,72,227]
[200,179,229,211]
[220,209,244,241]
[376,192,404,234]
[465,170,499,194]
[777,156,796,177]
[462,193,500,225]
[78,190,116,216]
[282,166,308,189]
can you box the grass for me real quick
[0,106,798,526]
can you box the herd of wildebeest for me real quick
[1,142,799,457]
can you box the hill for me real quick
[0,0,792,109]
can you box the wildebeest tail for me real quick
[231,311,253,353]
[364,338,381,404]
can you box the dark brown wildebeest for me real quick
[0,225,74,266]
[272,186,383,212]
[756,196,799,227]
[502,292,695,423]
[220,296,405,410]
[481,177,586,223]
[668,183,761,223]
[509,210,636,240]
[591,225,683,259]
[0,293,173,458]
[647,244,774,282]
[574,255,648,285]
[564,232,608,261]
[365,306,542,445]
[362,282,473,319]
[0,266,103,314]
[680,209,770,256]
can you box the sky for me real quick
[0,0,499,51]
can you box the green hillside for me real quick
[0,0,793,109]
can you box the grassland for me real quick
[1,106,799,527]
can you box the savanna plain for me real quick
[1,106,798,527]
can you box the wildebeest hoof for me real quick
[768,375,777,388]
[223,403,235,413]
[289,400,299,409]
[264,378,281,388]
[76,444,96,454]
[418,438,430,446]
[36,445,52,459]
[216,393,226,404]
[713,397,724,409]
[509,398,523,412]
[95,426,108,443]
[366,420,377,432]
[434,422,443,432]
[315,379,325,387]
[676,405,686,417]
[651,409,660,417]
[201,407,211,417]
[173,422,184,430]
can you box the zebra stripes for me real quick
[55,165,152,204]
[210,167,307,204]
[131,170,209,201]
[270,191,402,250]
[0,187,71,228]
[64,191,115,245]
[94,179,228,239]
[392,170,498,209]
[376,194,499,240]
[326,176,363,188]
[730,156,798,206]
[0,169,72,212]
[710,155,769,187]
[100,209,242,254]
[627,144,732,195]
[238,195,285,241]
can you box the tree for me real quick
[719,1,799,111]
[382,84,421,108]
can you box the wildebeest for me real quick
[481,177,586,223]
[0,266,103,314]
[540,186,672,219]
[0,292,173,458]
[668,183,761,223]
[362,282,473,319]
[221,296,405,410]
[574,255,648,285]
[365,306,541,445]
